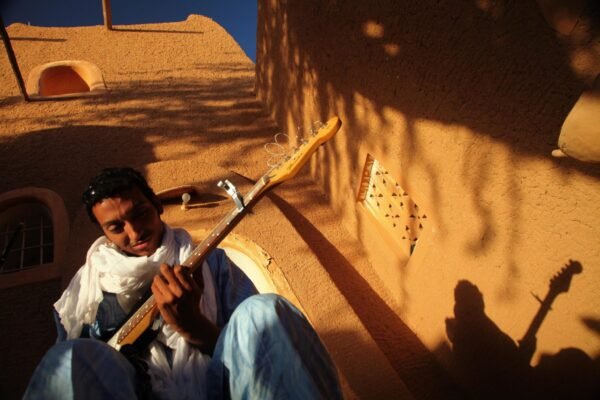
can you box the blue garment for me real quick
[24,339,139,400]
[24,250,342,399]
[208,294,343,400]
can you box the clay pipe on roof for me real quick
[102,0,113,30]
[0,13,29,102]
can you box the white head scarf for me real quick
[54,224,193,338]
[54,224,217,399]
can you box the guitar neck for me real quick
[181,175,270,273]
[520,291,557,346]
[106,116,341,351]
[518,289,561,363]
[518,261,581,362]
[107,174,271,350]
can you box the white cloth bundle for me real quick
[54,224,217,399]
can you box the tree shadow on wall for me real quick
[445,264,600,399]
[267,187,466,399]
[0,125,156,217]
[0,73,279,214]
[271,0,600,177]
[257,0,600,333]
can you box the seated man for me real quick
[25,167,342,400]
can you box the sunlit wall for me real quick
[256,0,600,396]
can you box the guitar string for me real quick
[116,120,328,346]
[263,121,324,167]
[264,132,290,167]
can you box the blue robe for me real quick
[24,249,342,399]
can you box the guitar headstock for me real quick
[550,259,583,295]
[264,117,341,189]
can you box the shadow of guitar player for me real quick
[445,260,599,399]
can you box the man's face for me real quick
[92,186,164,257]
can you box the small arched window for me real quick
[0,202,54,273]
[0,188,68,288]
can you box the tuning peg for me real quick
[530,292,546,306]
[181,193,191,211]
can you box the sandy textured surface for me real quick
[0,15,441,399]
[257,1,600,398]
[1,15,275,218]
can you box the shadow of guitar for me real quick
[444,260,592,398]
[518,259,583,362]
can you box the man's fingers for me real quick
[152,276,174,304]
[173,265,193,292]
[158,263,185,298]
[154,296,177,326]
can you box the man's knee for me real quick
[213,294,343,399]
[25,339,138,400]
[234,293,291,313]
[230,293,306,333]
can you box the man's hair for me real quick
[82,167,161,224]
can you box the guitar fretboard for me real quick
[107,116,341,350]
[111,174,271,347]
[181,175,269,272]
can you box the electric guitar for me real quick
[107,116,342,350]
[518,259,582,361]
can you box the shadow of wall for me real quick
[0,83,277,397]
[256,0,600,391]
[0,124,156,399]
[0,16,278,397]
[268,187,466,398]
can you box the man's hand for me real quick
[151,263,220,353]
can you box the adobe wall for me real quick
[256,0,600,392]
[0,279,59,399]
[0,16,265,398]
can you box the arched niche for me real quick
[188,228,304,313]
[0,188,69,289]
[26,60,108,100]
